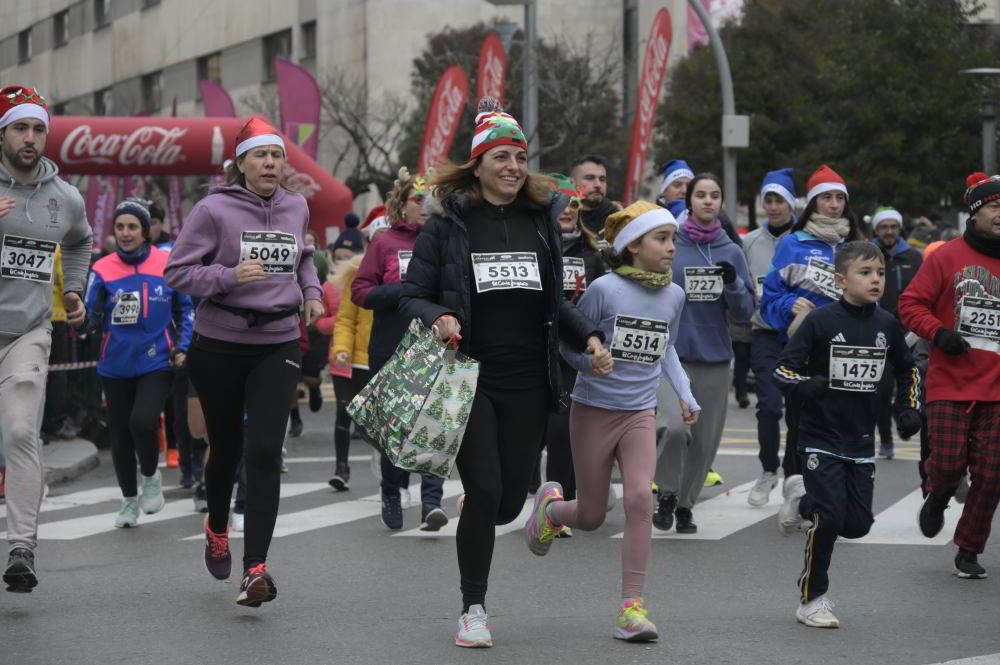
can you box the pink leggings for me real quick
[549,402,656,598]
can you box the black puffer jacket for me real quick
[400,192,603,413]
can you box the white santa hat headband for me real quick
[234,117,286,157]
[612,208,679,253]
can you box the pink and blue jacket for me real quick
[85,245,194,379]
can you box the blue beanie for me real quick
[114,198,152,234]
[659,159,695,195]
[344,212,361,228]
[333,225,365,253]
[760,168,797,210]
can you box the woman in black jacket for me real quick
[400,99,610,648]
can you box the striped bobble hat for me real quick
[964,171,1000,214]
[470,97,527,160]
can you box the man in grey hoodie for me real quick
[0,86,91,592]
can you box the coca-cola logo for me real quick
[422,80,466,172]
[480,46,505,101]
[60,125,188,167]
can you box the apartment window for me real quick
[622,0,639,122]
[54,10,70,48]
[94,88,112,116]
[197,52,223,84]
[302,21,317,60]
[52,102,67,116]
[141,0,161,8]
[262,29,292,82]
[18,28,32,64]
[141,71,163,113]
[95,0,111,29]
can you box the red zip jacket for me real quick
[898,236,1000,403]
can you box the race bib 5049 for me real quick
[471,252,542,293]
[239,231,298,274]
[829,345,886,392]
[610,314,669,365]
[1,234,56,284]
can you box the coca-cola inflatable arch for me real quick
[45,116,354,236]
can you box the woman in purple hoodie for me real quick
[165,117,324,608]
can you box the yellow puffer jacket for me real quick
[51,246,67,323]
[330,254,373,369]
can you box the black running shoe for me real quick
[381,493,403,530]
[420,504,449,532]
[236,563,278,607]
[4,547,37,593]
[193,481,208,513]
[328,462,351,491]
[203,517,232,580]
[652,492,676,532]
[288,417,304,438]
[918,493,949,538]
[308,385,323,413]
[675,507,698,534]
[954,549,988,579]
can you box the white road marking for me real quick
[846,488,961,546]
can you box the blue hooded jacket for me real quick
[760,230,845,341]
[85,245,194,379]
[672,224,756,363]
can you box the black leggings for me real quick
[187,337,301,569]
[456,382,550,611]
[101,371,174,497]
[332,369,371,464]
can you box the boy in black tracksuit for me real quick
[773,241,923,629]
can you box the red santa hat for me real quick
[234,116,285,157]
[360,204,391,238]
[0,86,49,130]
[806,164,848,204]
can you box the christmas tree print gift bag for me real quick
[348,319,479,478]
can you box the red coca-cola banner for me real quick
[624,9,673,205]
[477,34,506,105]
[45,116,353,234]
[418,66,470,174]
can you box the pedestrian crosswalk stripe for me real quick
[187,480,466,539]
[2,483,329,541]
[0,485,180,521]
[845,489,960,546]
[394,494,535,538]
[617,481,782,541]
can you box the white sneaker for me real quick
[777,475,807,536]
[280,447,289,474]
[400,488,412,510]
[796,595,840,628]
[139,470,165,514]
[456,494,465,515]
[232,512,245,533]
[115,497,140,528]
[748,472,779,507]
[455,604,493,648]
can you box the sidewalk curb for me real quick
[43,437,100,485]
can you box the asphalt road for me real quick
[2,389,998,665]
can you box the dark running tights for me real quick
[332,369,371,464]
[456,382,550,611]
[187,339,301,568]
[101,371,174,497]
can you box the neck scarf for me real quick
[805,213,851,244]
[964,223,1000,259]
[682,217,723,245]
[561,230,581,243]
[614,264,672,289]
[116,242,150,266]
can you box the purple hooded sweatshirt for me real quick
[165,184,322,345]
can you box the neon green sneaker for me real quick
[704,469,724,487]
[614,597,659,642]
[524,481,566,556]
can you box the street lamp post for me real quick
[687,0,747,221]
[487,0,539,172]
[960,68,1000,175]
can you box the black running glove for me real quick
[798,375,830,401]
[933,328,971,355]
[895,409,922,439]
[715,261,737,285]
